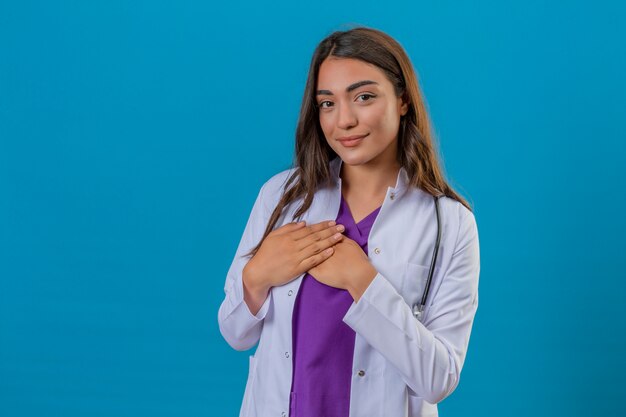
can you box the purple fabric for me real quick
[289,195,381,417]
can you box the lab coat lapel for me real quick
[301,157,343,226]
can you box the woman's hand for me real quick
[243,220,346,295]
[307,236,378,302]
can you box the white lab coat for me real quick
[218,156,480,417]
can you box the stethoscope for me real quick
[412,195,442,323]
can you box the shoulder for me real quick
[437,195,478,254]
[438,195,476,226]
[411,189,477,252]
[257,166,299,210]
[411,188,475,225]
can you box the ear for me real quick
[400,102,409,116]
[399,93,409,116]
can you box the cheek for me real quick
[361,105,394,133]
[319,114,335,139]
[378,106,401,136]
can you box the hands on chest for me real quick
[307,234,377,302]
[243,220,377,310]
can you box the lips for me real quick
[337,134,368,148]
[338,134,367,142]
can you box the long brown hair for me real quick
[247,26,471,257]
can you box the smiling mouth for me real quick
[337,134,368,147]
[338,134,367,141]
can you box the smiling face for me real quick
[316,57,408,168]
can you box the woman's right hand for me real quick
[242,220,345,312]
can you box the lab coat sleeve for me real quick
[343,206,480,404]
[217,182,273,352]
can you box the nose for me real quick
[336,102,357,130]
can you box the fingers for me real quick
[291,220,338,241]
[299,246,335,271]
[296,222,345,251]
[272,220,344,273]
[299,230,344,261]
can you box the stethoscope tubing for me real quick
[412,194,441,322]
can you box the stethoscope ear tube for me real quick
[412,195,442,322]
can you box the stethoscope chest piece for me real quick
[412,303,425,321]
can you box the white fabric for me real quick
[218,157,481,417]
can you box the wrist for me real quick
[243,263,270,296]
[242,263,271,316]
[348,263,377,302]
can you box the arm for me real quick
[217,183,273,351]
[342,206,480,404]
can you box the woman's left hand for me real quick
[308,236,378,301]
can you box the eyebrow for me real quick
[316,80,379,96]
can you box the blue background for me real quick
[1,0,625,416]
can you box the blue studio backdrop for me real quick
[1,1,625,416]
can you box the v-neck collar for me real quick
[341,194,382,226]
[340,194,382,243]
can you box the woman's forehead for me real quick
[317,57,387,91]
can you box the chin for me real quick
[336,150,377,166]
[336,153,360,164]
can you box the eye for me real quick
[318,100,333,109]
[356,93,376,103]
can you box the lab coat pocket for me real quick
[401,262,432,314]
[240,355,258,417]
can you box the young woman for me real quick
[218,26,480,417]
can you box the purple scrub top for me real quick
[289,195,382,417]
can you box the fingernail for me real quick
[336,225,345,232]
[328,221,336,226]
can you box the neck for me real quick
[340,159,401,199]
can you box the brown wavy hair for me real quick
[247,25,471,257]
